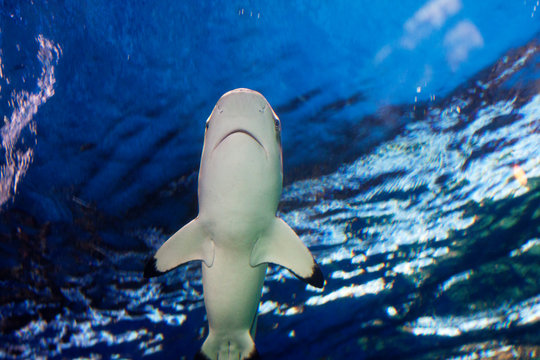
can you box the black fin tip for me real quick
[194,351,211,360]
[143,257,163,278]
[306,263,325,288]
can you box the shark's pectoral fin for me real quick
[144,218,214,278]
[250,218,325,288]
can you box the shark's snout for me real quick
[222,88,262,97]
[217,89,268,116]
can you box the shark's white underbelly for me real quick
[202,246,267,334]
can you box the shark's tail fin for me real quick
[194,331,260,360]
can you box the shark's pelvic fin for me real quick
[144,218,214,278]
[250,218,324,288]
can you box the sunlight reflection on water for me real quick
[0,35,61,207]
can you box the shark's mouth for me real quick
[214,129,265,153]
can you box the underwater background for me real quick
[1,0,540,359]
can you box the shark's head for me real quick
[198,88,283,219]
[201,88,282,168]
[203,88,282,161]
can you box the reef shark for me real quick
[144,88,324,359]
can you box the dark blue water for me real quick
[1,1,539,359]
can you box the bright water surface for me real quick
[1,1,540,359]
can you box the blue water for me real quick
[1,1,539,359]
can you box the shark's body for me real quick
[144,89,324,360]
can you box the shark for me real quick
[144,88,324,359]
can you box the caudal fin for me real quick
[194,349,260,360]
[196,331,260,360]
